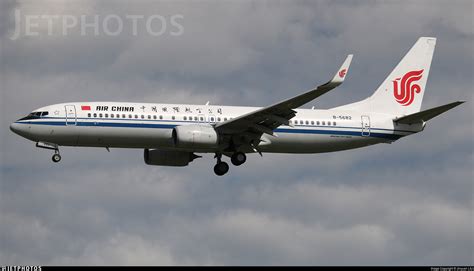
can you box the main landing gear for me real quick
[214,153,229,176]
[231,152,246,166]
[214,161,229,176]
[213,152,247,176]
[36,142,61,163]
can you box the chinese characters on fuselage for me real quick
[95,105,224,114]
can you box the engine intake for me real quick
[172,124,219,149]
[144,149,200,167]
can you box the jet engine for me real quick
[172,124,219,149]
[144,149,200,166]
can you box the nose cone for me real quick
[10,122,20,134]
[11,121,38,142]
[10,122,27,137]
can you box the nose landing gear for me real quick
[52,151,61,163]
[36,142,62,163]
[51,146,61,163]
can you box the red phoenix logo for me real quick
[339,69,347,78]
[392,69,424,106]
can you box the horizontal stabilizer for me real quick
[394,101,465,124]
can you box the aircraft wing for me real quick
[215,55,353,136]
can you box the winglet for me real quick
[330,54,353,84]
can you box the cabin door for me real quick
[361,115,370,137]
[65,105,77,126]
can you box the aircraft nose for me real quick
[10,122,19,134]
[10,122,26,136]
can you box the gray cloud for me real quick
[0,0,472,266]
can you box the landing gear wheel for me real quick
[52,153,61,163]
[231,152,246,166]
[214,162,229,176]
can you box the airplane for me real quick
[10,37,465,176]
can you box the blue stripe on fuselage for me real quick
[39,116,416,133]
[15,120,406,140]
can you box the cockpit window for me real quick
[19,111,49,121]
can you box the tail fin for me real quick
[335,37,437,115]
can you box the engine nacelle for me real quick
[172,124,219,149]
[144,149,200,167]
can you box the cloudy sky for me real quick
[0,0,472,265]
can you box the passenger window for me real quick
[93,113,97,117]
[148,115,151,119]
[217,117,221,122]
[153,115,157,120]
[128,114,132,118]
[88,113,91,117]
[210,117,214,122]
[99,113,103,118]
[140,115,143,119]
[311,121,314,125]
[183,116,187,121]
[122,114,125,118]
[333,121,336,126]
[194,116,198,121]
[305,121,309,125]
[110,114,114,118]
[224,118,227,121]
[317,121,320,125]
[105,114,108,118]
[200,117,204,121]
[159,115,163,120]
[322,121,325,125]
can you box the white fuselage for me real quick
[10,102,422,154]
